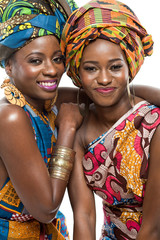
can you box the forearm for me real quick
[73,214,96,240]
[56,124,76,148]
[49,124,76,213]
[137,225,160,240]
[134,84,160,106]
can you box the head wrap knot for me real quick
[0,0,78,66]
[61,0,154,87]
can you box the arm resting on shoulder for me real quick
[50,102,83,206]
[134,84,160,106]
[0,103,82,224]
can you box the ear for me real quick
[5,59,12,77]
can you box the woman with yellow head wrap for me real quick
[0,0,81,240]
[61,1,160,240]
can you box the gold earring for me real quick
[1,79,26,107]
[127,77,135,108]
[77,88,89,117]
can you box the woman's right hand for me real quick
[55,102,83,149]
[55,102,83,130]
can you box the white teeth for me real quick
[39,82,55,86]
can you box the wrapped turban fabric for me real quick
[0,0,78,66]
[61,0,154,87]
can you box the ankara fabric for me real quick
[0,104,69,240]
[0,0,78,65]
[83,101,160,239]
[61,0,153,87]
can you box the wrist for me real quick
[57,125,76,148]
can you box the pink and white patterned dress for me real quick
[83,101,160,239]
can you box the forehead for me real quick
[16,35,60,56]
[82,38,127,61]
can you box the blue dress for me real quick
[0,103,69,240]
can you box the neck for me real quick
[25,96,45,113]
[94,96,133,130]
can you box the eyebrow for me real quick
[26,50,62,58]
[82,58,124,64]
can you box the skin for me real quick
[0,35,83,223]
[68,39,160,239]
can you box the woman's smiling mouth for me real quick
[38,81,57,91]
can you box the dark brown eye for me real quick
[53,55,65,64]
[111,64,122,71]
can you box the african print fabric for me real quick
[0,0,78,66]
[0,104,69,240]
[61,0,153,87]
[83,101,160,239]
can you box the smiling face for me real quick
[5,35,65,109]
[79,39,130,109]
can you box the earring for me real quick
[127,77,135,108]
[1,79,26,107]
[77,87,89,117]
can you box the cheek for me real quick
[116,70,129,87]
[16,64,38,79]
[58,64,65,76]
[79,71,94,88]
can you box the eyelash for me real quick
[53,55,65,64]
[83,64,123,72]
[28,55,65,65]
[29,59,42,64]
[84,66,97,72]
[111,64,123,71]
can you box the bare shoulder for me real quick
[0,101,29,124]
[74,110,96,150]
[0,102,33,145]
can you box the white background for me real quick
[0,0,159,239]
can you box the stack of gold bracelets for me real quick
[49,146,75,182]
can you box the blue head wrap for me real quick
[0,0,78,66]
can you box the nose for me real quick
[43,60,57,76]
[97,69,112,85]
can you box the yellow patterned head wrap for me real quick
[61,0,153,87]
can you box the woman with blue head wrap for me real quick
[0,0,82,239]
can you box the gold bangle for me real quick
[49,166,71,181]
[52,145,75,161]
[49,157,73,170]
[48,145,75,182]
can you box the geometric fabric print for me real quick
[0,181,21,208]
[8,220,40,239]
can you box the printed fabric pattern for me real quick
[0,0,78,66]
[0,104,69,240]
[61,0,153,87]
[83,101,160,239]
